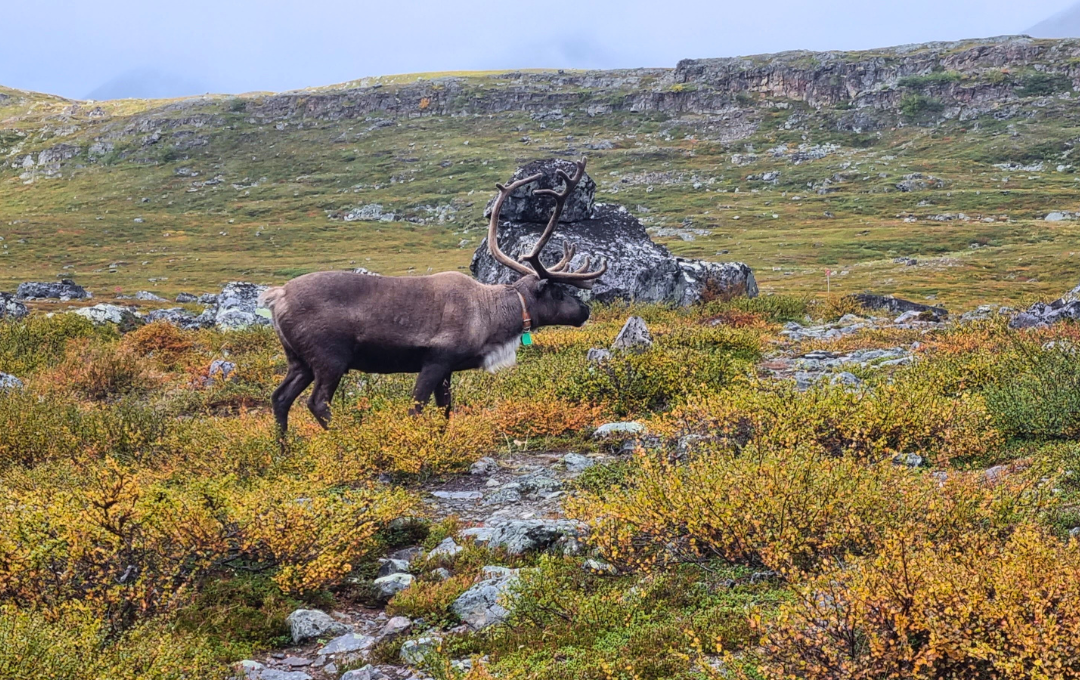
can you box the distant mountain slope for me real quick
[1028,2,1080,38]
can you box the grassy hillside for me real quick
[3,39,1080,310]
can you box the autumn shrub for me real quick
[654,376,999,466]
[121,321,199,369]
[481,556,783,680]
[812,295,865,322]
[760,523,1080,680]
[488,397,606,440]
[0,456,419,630]
[560,335,750,416]
[309,407,498,481]
[0,605,223,680]
[568,443,1045,575]
[0,313,114,375]
[984,340,1080,441]
[49,337,160,400]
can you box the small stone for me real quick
[373,573,414,600]
[207,359,238,384]
[389,546,425,563]
[611,316,652,351]
[285,609,349,644]
[378,616,413,641]
[892,453,924,468]
[593,421,645,438]
[562,453,595,473]
[376,558,410,579]
[400,637,441,666]
[583,558,617,574]
[281,657,312,667]
[431,567,452,581]
[175,292,198,303]
[450,568,520,630]
[0,373,24,391]
[482,485,522,506]
[317,632,375,656]
[135,290,166,301]
[427,537,463,560]
[431,490,483,500]
[470,457,498,475]
[253,671,312,680]
[586,347,611,362]
[340,666,381,680]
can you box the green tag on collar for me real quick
[521,330,533,346]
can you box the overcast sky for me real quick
[1,0,1076,100]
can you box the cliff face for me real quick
[5,36,1080,174]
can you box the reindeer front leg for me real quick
[410,363,450,416]
[435,374,453,418]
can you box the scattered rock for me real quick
[470,457,499,475]
[250,670,312,680]
[16,279,91,301]
[340,666,387,680]
[450,567,520,630]
[0,373,24,391]
[285,609,349,644]
[427,537,463,560]
[432,490,484,501]
[562,453,596,473]
[175,292,198,303]
[206,359,238,385]
[376,558,410,579]
[593,422,645,438]
[0,293,28,320]
[583,558,617,574]
[460,519,583,555]
[214,282,270,329]
[373,573,414,601]
[1010,282,1080,328]
[482,485,522,506]
[71,303,140,327]
[317,632,376,656]
[135,290,166,301]
[377,616,413,641]
[586,347,611,362]
[400,637,441,666]
[850,293,947,319]
[389,546,425,563]
[892,453,924,468]
[143,307,209,330]
[611,316,652,351]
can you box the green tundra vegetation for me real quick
[2,37,1080,680]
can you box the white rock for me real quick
[285,609,349,644]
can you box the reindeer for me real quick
[262,158,606,433]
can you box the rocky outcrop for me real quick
[450,566,520,630]
[16,279,91,301]
[1010,282,1080,328]
[471,159,756,305]
[213,282,270,329]
[850,293,947,319]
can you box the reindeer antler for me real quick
[486,157,608,289]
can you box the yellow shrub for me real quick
[567,444,1046,575]
[760,524,1080,680]
[309,408,498,481]
[121,322,199,369]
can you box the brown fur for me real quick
[266,270,589,431]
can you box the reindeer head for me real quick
[487,158,607,328]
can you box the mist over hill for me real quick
[1029,1,1080,37]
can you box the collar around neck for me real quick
[514,290,532,333]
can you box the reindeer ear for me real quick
[535,278,550,294]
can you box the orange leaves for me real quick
[487,398,606,439]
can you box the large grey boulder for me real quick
[0,293,27,320]
[471,159,756,305]
[285,608,349,644]
[16,279,91,301]
[450,566,520,630]
[213,282,270,329]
